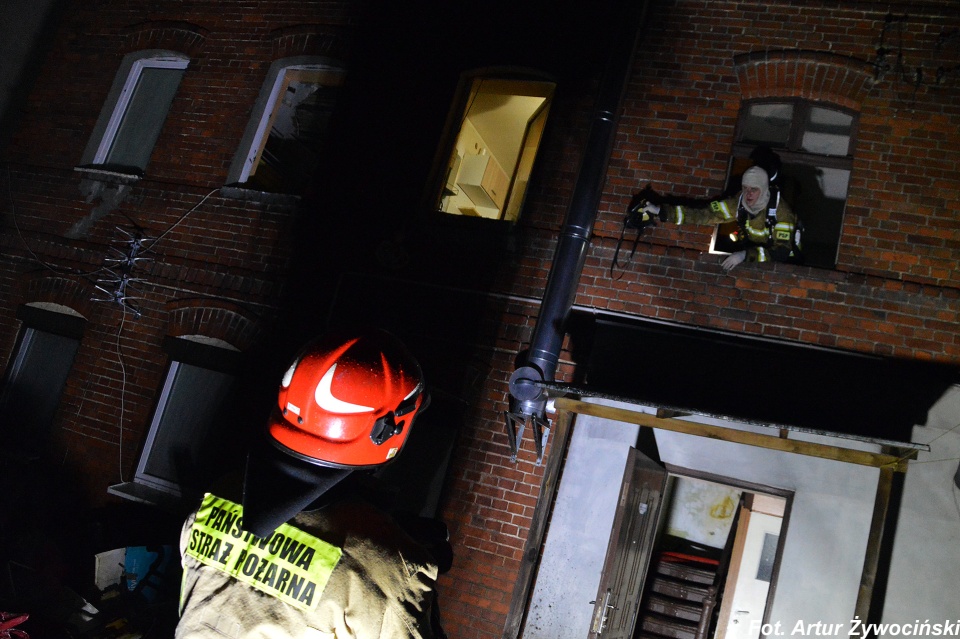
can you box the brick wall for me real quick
[588,1,960,358]
[436,1,960,637]
[0,0,957,636]
[0,0,362,507]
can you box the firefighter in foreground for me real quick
[176,329,442,638]
[640,164,801,271]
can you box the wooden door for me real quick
[588,447,667,638]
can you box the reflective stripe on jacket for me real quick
[177,495,438,639]
[663,191,797,264]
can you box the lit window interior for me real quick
[439,78,554,222]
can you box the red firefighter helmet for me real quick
[266,329,427,469]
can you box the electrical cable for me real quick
[142,187,219,255]
[93,186,219,316]
[5,165,110,279]
[105,187,220,479]
[115,307,129,483]
[896,420,960,468]
[6,169,220,481]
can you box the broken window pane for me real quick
[800,107,853,156]
[733,99,857,269]
[243,67,345,194]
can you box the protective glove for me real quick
[721,250,746,272]
[626,200,658,231]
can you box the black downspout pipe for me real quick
[509,0,649,424]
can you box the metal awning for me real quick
[573,312,959,445]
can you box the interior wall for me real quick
[654,418,880,627]
[443,119,499,218]
[524,398,894,637]
[883,385,960,623]
[664,476,741,549]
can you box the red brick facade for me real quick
[0,0,958,636]
[438,3,960,637]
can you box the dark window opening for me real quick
[731,99,857,269]
[0,306,84,456]
[239,66,345,195]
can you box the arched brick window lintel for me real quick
[734,50,875,111]
[164,298,261,352]
[270,24,354,61]
[15,272,95,319]
[120,21,209,57]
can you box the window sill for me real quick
[221,185,301,206]
[108,481,185,513]
[73,165,143,184]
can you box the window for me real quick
[83,53,188,174]
[109,336,240,507]
[731,99,857,268]
[0,304,84,456]
[227,60,346,195]
[435,76,554,222]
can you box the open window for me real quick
[435,76,554,222]
[108,335,241,508]
[227,59,346,195]
[723,99,857,269]
[0,304,85,456]
[81,52,189,175]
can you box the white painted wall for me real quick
[653,417,881,629]
[521,388,960,638]
[883,385,960,624]
[521,401,644,639]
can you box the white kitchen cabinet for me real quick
[457,153,509,210]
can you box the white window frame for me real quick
[81,51,189,171]
[93,56,188,165]
[109,335,238,506]
[130,359,235,497]
[238,64,336,182]
[0,304,84,454]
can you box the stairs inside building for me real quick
[634,547,721,639]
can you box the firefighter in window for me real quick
[176,329,449,638]
[639,163,802,271]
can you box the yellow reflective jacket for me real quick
[662,190,798,264]
[177,494,439,639]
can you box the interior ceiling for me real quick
[469,94,545,170]
[576,312,959,444]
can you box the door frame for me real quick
[502,397,923,639]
